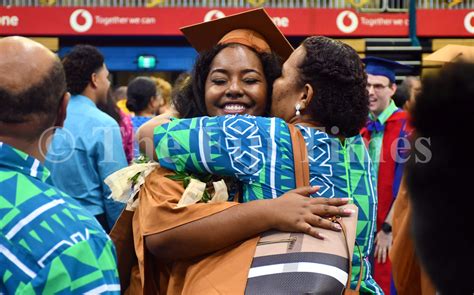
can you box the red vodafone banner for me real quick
[0,7,408,37]
[417,9,474,36]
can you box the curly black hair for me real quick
[126,77,157,113]
[406,62,474,295]
[298,36,368,137]
[173,43,282,118]
[62,45,104,95]
[0,59,66,135]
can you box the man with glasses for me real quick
[360,56,412,295]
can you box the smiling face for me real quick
[204,45,268,116]
[367,74,396,117]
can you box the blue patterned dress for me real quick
[154,115,381,294]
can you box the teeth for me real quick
[224,104,246,111]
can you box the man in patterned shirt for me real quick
[0,37,120,293]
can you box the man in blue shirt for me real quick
[0,36,120,294]
[46,45,127,231]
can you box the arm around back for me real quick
[136,113,174,161]
[145,186,352,263]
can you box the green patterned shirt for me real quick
[368,100,399,179]
[0,142,120,294]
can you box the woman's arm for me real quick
[154,115,289,180]
[145,186,353,263]
[136,113,174,161]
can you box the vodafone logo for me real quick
[464,11,474,34]
[0,15,19,27]
[204,10,226,22]
[70,9,93,33]
[336,11,359,34]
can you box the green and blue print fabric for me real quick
[0,142,120,294]
[154,115,381,293]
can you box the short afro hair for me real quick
[406,62,474,294]
[299,36,368,137]
[62,45,104,95]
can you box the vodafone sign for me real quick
[334,10,409,35]
[0,7,167,35]
[464,11,474,34]
[204,9,226,22]
[418,9,474,36]
[70,9,93,33]
[0,7,409,37]
[336,11,359,33]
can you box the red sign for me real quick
[0,7,408,37]
[417,9,474,36]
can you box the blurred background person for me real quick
[390,45,474,295]
[400,76,421,112]
[46,45,127,232]
[406,61,474,295]
[115,85,132,115]
[126,76,161,158]
[392,82,410,109]
[98,89,134,163]
[151,76,173,115]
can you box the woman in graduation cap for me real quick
[114,9,353,294]
[145,35,383,293]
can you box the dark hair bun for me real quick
[126,76,157,113]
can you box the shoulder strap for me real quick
[289,124,363,293]
[336,216,363,294]
[288,124,310,187]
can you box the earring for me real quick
[295,103,301,116]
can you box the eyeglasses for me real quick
[366,83,389,91]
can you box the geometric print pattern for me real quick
[155,115,296,201]
[154,115,381,294]
[0,142,120,294]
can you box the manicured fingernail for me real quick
[333,223,342,230]
[312,186,321,190]
[344,209,356,214]
[318,233,326,239]
[340,198,350,202]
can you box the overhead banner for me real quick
[417,9,474,36]
[0,7,409,37]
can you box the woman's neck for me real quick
[287,115,318,128]
[288,115,346,142]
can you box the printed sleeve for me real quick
[154,115,281,182]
